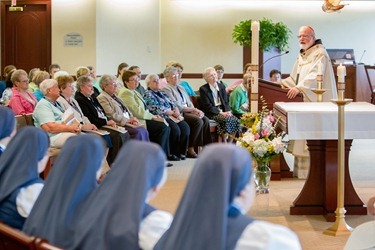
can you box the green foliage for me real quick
[232,18,291,52]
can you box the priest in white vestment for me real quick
[279,26,338,178]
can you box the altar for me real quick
[274,102,375,221]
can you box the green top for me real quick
[28,82,39,92]
[229,84,248,115]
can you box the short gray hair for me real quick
[76,76,92,92]
[99,74,116,89]
[163,66,177,79]
[40,79,58,95]
[145,74,159,86]
[203,67,215,81]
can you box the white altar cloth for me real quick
[274,102,375,140]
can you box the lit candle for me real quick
[251,21,259,65]
[337,64,346,83]
[317,60,323,75]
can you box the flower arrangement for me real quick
[236,97,288,168]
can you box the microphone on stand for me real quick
[358,50,366,64]
[259,50,290,70]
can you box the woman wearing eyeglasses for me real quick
[8,69,38,115]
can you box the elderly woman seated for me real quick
[75,76,130,165]
[56,75,97,131]
[97,74,149,141]
[229,73,251,118]
[163,66,211,158]
[9,69,38,115]
[33,79,80,148]
[118,70,172,161]
[144,74,190,160]
[199,67,241,143]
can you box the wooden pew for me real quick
[0,222,35,250]
[0,222,61,250]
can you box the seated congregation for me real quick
[1,61,257,166]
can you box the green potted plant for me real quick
[232,17,291,52]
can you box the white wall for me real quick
[50,0,375,87]
[95,0,160,75]
[52,0,96,74]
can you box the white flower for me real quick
[241,131,255,145]
[252,139,269,157]
[271,136,287,154]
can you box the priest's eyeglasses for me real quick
[297,35,310,39]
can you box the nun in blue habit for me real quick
[70,140,172,250]
[0,106,16,156]
[23,134,105,249]
[0,126,50,229]
[154,144,301,250]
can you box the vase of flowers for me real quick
[237,97,288,193]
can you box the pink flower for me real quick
[267,114,275,123]
[254,133,260,140]
[261,129,269,137]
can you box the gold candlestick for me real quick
[311,74,326,102]
[323,81,353,236]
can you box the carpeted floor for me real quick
[150,139,375,250]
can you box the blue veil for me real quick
[0,106,15,140]
[23,134,105,249]
[155,144,252,250]
[71,140,166,250]
[0,126,49,203]
[0,106,15,157]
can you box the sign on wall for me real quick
[64,33,83,47]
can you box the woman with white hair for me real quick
[33,79,80,148]
[199,67,241,143]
